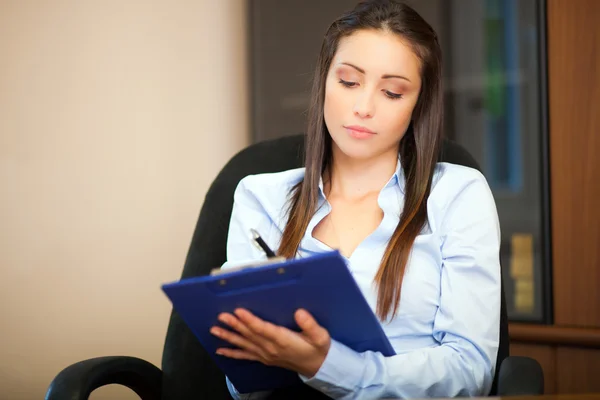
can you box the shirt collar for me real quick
[318,174,326,199]
[384,156,405,193]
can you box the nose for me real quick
[353,91,375,119]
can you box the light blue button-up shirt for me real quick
[221,159,501,400]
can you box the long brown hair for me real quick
[278,0,444,320]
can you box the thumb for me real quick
[295,309,329,347]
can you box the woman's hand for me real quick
[210,308,331,378]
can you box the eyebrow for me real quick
[339,62,411,83]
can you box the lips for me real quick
[344,125,376,134]
[344,125,376,140]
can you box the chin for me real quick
[332,136,380,161]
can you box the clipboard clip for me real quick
[210,256,287,276]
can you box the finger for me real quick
[234,309,288,343]
[217,312,256,339]
[295,309,330,347]
[216,347,262,362]
[218,312,273,350]
[210,326,264,356]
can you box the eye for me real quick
[384,90,403,100]
[339,79,358,88]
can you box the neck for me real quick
[324,145,398,200]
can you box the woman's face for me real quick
[324,29,422,161]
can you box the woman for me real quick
[211,0,501,399]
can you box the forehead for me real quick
[332,29,421,81]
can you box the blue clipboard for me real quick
[161,250,395,394]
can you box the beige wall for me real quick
[0,1,249,399]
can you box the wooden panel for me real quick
[556,347,600,394]
[510,343,556,394]
[548,0,600,326]
[471,395,600,400]
[510,324,600,348]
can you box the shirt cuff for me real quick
[298,339,365,397]
[226,376,271,400]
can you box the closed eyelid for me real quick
[335,69,361,81]
[385,85,407,94]
[336,68,408,92]
[339,79,402,99]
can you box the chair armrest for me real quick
[496,355,544,396]
[45,356,162,400]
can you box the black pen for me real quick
[250,228,277,258]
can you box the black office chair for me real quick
[45,134,544,400]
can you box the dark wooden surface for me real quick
[556,347,600,394]
[409,394,600,400]
[510,324,600,348]
[548,0,600,328]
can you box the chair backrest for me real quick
[160,134,509,399]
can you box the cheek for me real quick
[324,81,354,122]
[379,103,415,138]
[323,84,341,128]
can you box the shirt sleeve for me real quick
[298,174,502,399]
[221,176,277,399]
[222,176,277,269]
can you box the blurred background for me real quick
[0,0,598,399]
